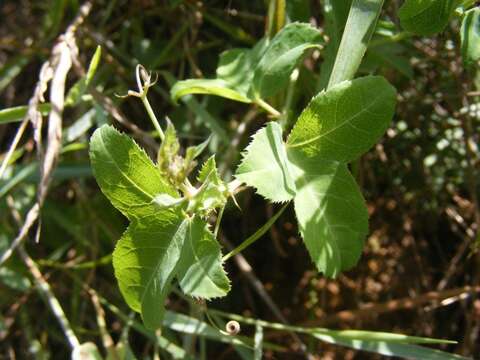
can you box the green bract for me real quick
[90,125,229,329]
[171,22,322,103]
[398,0,457,35]
[235,76,396,277]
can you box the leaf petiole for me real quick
[254,98,282,117]
[222,203,289,261]
[214,204,225,238]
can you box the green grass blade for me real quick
[327,0,384,88]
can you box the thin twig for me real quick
[0,118,29,179]
[5,196,80,349]
[18,246,80,349]
[0,1,93,265]
[304,286,480,327]
[88,288,120,360]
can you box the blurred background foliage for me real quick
[0,0,479,359]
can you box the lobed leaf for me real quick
[236,76,396,277]
[89,125,177,219]
[398,0,457,36]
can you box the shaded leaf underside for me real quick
[235,76,396,277]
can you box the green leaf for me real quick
[0,267,31,292]
[461,7,480,66]
[161,71,229,143]
[290,156,368,277]
[0,55,30,93]
[326,0,383,88]
[313,333,469,360]
[364,43,414,79]
[236,76,396,277]
[170,39,268,104]
[313,329,456,344]
[317,0,353,90]
[216,48,257,97]
[287,76,396,163]
[171,78,251,104]
[252,22,322,99]
[236,122,296,202]
[193,156,228,214]
[157,121,180,174]
[171,23,322,103]
[399,0,457,36]
[89,125,177,219]
[176,216,230,298]
[65,46,101,107]
[286,0,311,22]
[0,103,51,125]
[113,215,187,329]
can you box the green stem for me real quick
[214,205,225,238]
[254,98,282,117]
[369,31,413,48]
[267,0,286,38]
[141,93,165,141]
[281,67,299,129]
[222,203,288,261]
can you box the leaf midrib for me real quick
[98,130,155,201]
[298,166,342,271]
[140,220,184,309]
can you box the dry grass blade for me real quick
[0,0,93,265]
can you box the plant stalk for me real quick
[141,94,165,141]
[222,203,288,261]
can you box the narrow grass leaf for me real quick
[313,334,469,360]
[0,104,51,125]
